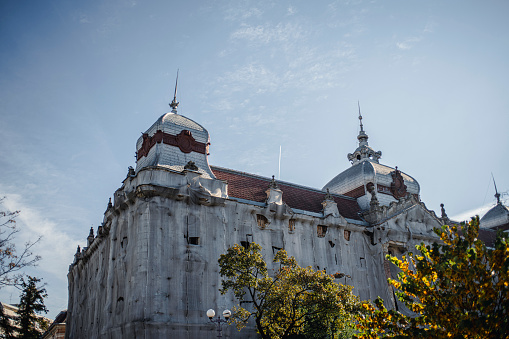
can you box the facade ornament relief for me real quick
[390,167,408,199]
[184,161,199,171]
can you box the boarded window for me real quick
[344,230,351,241]
[256,214,269,229]
[288,219,296,232]
[272,246,282,255]
[317,225,327,238]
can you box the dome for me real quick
[135,111,215,179]
[322,107,420,210]
[480,193,509,229]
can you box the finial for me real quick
[492,173,501,204]
[268,175,279,189]
[169,69,180,113]
[324,188,333,201]
[107,197,112,209]
[358,101,364,132]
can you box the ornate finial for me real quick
[324,188,333,201]
[107,197,113,209]
[169,69,180,113]
[347,102,382,165]
[358,101,364,132]
[440,203,448,219]
[89,227,94,237]
[76,245,81,253]
[268,175,279,189]
[492,173,501,204]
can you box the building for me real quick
[41,310,67,339]
[66,98,447,338]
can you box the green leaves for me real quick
[355,217,509,339]
[219,243,360,339]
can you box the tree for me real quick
[218,243,361,339]
[0,198,41,288]
[15,276,48,339]
[0,302,15,339]
[355,216,509,339]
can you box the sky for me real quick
[0,0,508,319]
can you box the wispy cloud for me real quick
[396,37,421,50]
[224,6,263,21]
[1,193,79,280]
[230,22,306,44]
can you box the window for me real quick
[288,219,296,232]
[317,225,327,238]
[256,214,269,229]
[189,237,200,245]
[344,230,351,241]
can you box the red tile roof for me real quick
[211,166,363,221]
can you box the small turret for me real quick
[87,227,94,247]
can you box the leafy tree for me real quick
[0,302,15,339]
[0,198,41,288]
[15,276,49,339]
[218,243,361,339]
[355,216,509,339]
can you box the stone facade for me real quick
[66,108,443,338]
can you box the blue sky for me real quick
[1,0,508,318]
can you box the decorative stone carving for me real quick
[266,176,283,205]
[184,161,199,171]
[322,189,340,218]
[137,129,207,160]
[390,167,407,199]
[175,130,195,153]
[440,203,448,219]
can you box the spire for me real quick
[492,173,501,204]
[357,101,368,146]
[358,101,364,133]
[347,103,381,165]
[169,69,180,113]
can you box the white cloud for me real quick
[423,20,437,33]
[224,6,263,21]
[1,193,79,280]
[230,22,306,44]
[396,37,421,50]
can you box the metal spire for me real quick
[358,101,364,132]
[492,173,501,204]
[169,69,179,113]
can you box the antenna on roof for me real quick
[278,145,281,180]
[169,69,180,113]
[358,101,364,132]
[492,172,501,204]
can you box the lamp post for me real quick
[206,309,231,338]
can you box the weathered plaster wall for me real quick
[67,169,439,338]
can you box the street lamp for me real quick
[206,308,231,338]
